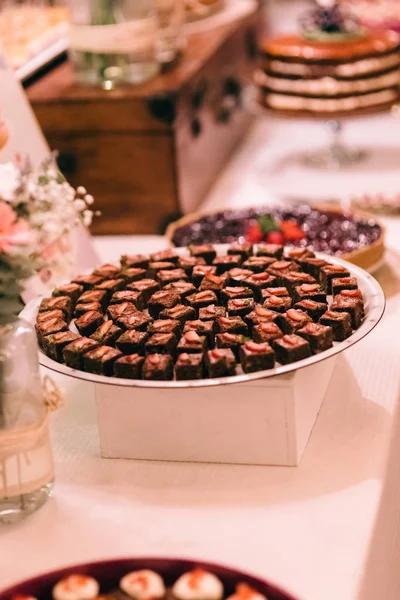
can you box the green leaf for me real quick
[258,215,280,235]
[38,175,49,185]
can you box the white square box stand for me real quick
[95,354,353,467]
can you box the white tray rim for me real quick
[22,248,385,389]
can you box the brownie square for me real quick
[293,283,327,304]
[43,331,79,362]
[116,330,149,355]
[183,320,215,348]
[145,333,178,356]
[186,290,218,312]
[94,278,125,300]
[119,267,147,284]
[52,283,84,304]
[253,321,283,343]
[285,247,314,261]
[83,346,123,376]
[35,317,68,347]
[72,274,105,290]
[75,301,104,318]
[206,348,236,378]
[263,295,292,313]
[281,271,317,294]
[189,244,217,265]
[216,316,248,335]
[77,289,108,310]
[191,265,217,287]
[63,337,100,369]
[297,322,333,354]
[330,294,364,328]
[128,279,160,303]
[240,341,275,373]
[110,290,145,310]
[39,296,73,321]
[298,257,328,280]
[320,265,351,293]
[227,298,255,317]
[36,309,65,324]
[267,260,300,280]
[256,243,283,259]
[117,311,153,331]
[220,286,253,305]
[177,330,207,354]
[90,320,123,346]
[177,255,206,276]
[273,334,311,364]
[331,277,358,296]
[242,256,276,273]
[319,310,352,341]
[147,261,176,279]
[157,268,189,286]
[227,268,254,286]
[198,304,226,321]
[159,304,196,324]
[150,249,179,264]
[245,307,279,331]
[147,290,180,318]
[199,273,226,296]
[262,286,290,299]
[107,302,138,321]
[93,263,121,278]
[294,299,328,322]
[148,319,181,338]
[227,242,253,259]
[142,354,173,380]
[175,353,204,380]
[164,280,196,299]
[276,309,312,334]
[114,354,145,379]
[244,273,278,301]
[75,310,104,336]
[120,254,149,269]
[212,254,242,274]
[215,332,248,360]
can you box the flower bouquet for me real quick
[0,155,97,319]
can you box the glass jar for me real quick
[0,317,54,525]
[67,0,160,88]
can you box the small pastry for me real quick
[120,569,166,599]
[172,569,224,600]
[225,584,267,600]
[52,575,99,600]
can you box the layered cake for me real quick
[36,243,367,382]
[258,2,400,117]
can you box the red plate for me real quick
[0,558,299,600]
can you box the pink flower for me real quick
[0,201,34,253]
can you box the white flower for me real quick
[0,162,20,202]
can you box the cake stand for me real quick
[249,79,398,169]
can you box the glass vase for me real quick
[67,0,160,88]
[0,317,54,525]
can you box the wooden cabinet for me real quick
[27,11,261,235]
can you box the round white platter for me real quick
[21,246,385,389]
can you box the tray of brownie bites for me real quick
[25,243,385,389]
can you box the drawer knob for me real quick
[57,151,77,176]
[191,117,202,138]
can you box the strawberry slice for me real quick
[246,223,263,243]
[266,231,284,244]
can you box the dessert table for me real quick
[2,108,400,600]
